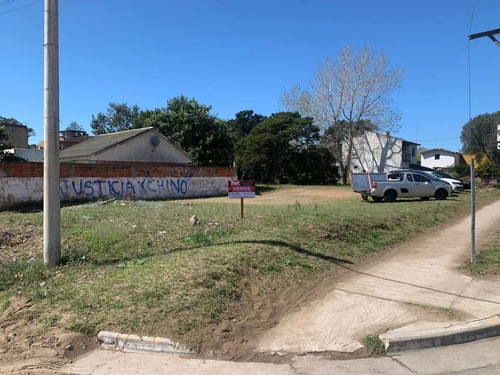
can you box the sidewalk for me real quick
[256,199,500,354]
[62,199,500,374]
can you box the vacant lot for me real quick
[1,185,500,373]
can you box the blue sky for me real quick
[1,0,499,152]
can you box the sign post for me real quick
[228,180,255,218]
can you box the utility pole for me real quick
[467,27,500,264]
[43,0,60,266]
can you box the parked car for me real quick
[368,171,452,202]
[421,171,464,191]
[432,171,471,190]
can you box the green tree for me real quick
[0,122,17,160]
[144,96,234,166]
[0,126,10,150]
[460,111,500,164]
[90,103,146,135]
[65,121,84,131]
[227,110,266,141]
[281,46,403,184]
[235,112,323,183]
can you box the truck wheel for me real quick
[434,189,448,200]
[384,190,397,202]
[372,196,383,202]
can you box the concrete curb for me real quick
[97,331,195,355]
[380,315,500,353]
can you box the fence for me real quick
[0,162,236,210]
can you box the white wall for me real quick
[0,176,230,209]
[348,132,403,172]
[421,151,456,169]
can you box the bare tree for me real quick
[281,46,403,184]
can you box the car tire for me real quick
[384,190,397,202]
[434,188,448,200]
[372,196,383,202]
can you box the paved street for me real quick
[62,337,500,375]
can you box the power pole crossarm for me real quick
[468,27,500,47]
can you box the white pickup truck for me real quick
[351,171,452,202]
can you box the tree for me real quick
[0,123,15,160]
[227,110,266,141]
[0,126,10,150]
[90,103,145,135]
[65,121,84,131]
[460,111,500,164]
[144,96,234,166]
[281,46,403,184]
[235,112,324,183]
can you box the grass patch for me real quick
[364,334,385,355]
[467,230,500,275]
[0,186,499,352]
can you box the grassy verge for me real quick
[467,230,500,275]
[1,186,499,352]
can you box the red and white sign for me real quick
[228,180,255,198]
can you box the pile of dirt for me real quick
[0,297,99,374]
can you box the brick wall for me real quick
[0,162,236,210]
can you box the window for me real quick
[407,174,413,182]
[413,174,430,183]
[388,172,404,181]
[412,147,416,157]
[435,154,440,160]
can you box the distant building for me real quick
[37,129,91,150]
[420,148,465,170]
[60,127,194,165]
[4,148,44,162]
[461,153,488,167]
[346,131,419,173]
[1,123,28,148]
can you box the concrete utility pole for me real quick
[467,27,500,264]
[43,0,60,266]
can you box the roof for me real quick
[421,148,459,155]
[60,127,193,161]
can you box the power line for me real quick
[0,0,42,15]
[0,0,18,7]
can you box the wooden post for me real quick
[240,198,244,218]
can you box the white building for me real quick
[420,148,461,170]
[346,131,419,173]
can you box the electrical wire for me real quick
[0,0,18,7]
[0,0,42,15]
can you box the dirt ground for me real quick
[193,185,358,205]
[0,186,475,374]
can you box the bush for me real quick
[449,165,470,178]
[476,161,500,180]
